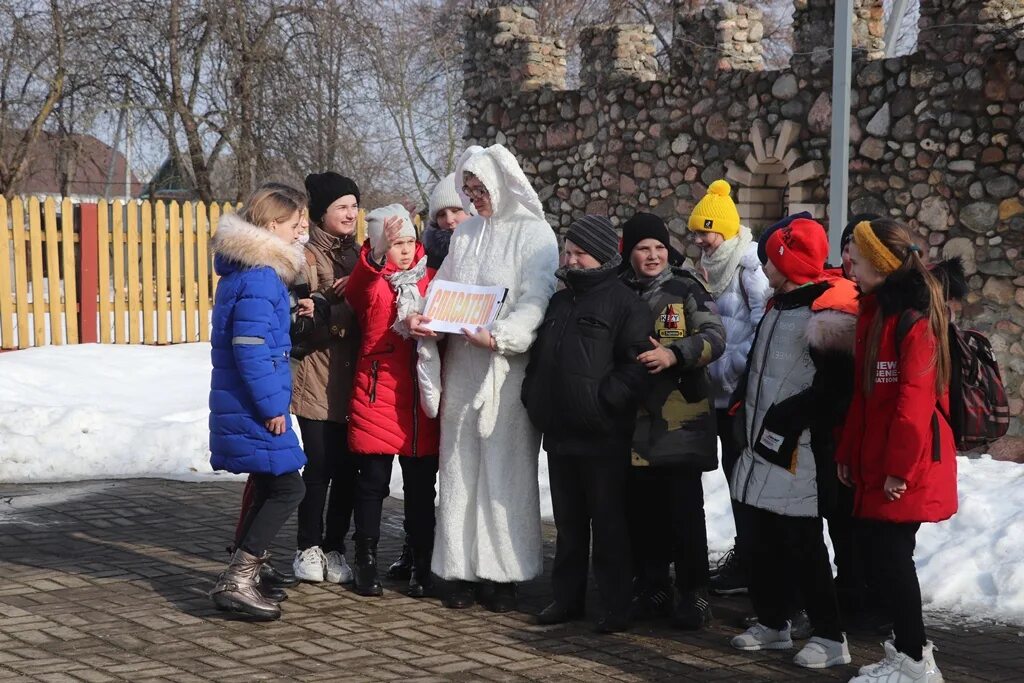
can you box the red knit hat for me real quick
[764,217,828,285]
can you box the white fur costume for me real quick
[417,145,558,582]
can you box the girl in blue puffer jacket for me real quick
[208,184,308,621]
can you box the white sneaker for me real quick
[730,621,793,651]
[292,546,326,582]
[793,635,851,669]
[324,550,353,584]
[858,640,942,681]
[850,648,942,683]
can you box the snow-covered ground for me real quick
[2,342,1023,624]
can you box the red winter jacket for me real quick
[346,242,439,457]
[836,287,957,524]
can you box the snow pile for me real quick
[2,343,1023,624]
[0,343,221,482]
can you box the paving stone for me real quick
[0,479,1021,681]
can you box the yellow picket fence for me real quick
[0,196,80,349]
[0,195,385,350]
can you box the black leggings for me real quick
[237,472,306,557]
[353,454,439,547]
[295,418,357,553]
[859,520,925,660]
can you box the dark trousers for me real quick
[748,507,843,642]
[718,409,756,564]
[296,418,357,553]
[628,465,710,593]
[858,520,925,660]
[548,452,632,616]
[398,455,439,551]
[352,454,394,541]
[827,482,875,614]
[237,471,306,557]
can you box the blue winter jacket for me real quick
[209,213,307,476]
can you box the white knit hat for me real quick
[428,173,462,221]
[365,204,416,253]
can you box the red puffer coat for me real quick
[346,242,439,457]
[836,271,957,524]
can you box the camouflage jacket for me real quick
[621,266,726,470]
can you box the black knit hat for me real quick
[565,214,619,264]
[757,211,814,265]
[304,172,360,224]
[620,212,671,258]
[842,213,881,250]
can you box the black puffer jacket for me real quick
[522,257,653,457]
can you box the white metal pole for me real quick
[829,1,854,264]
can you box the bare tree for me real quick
[353,0,468,206]
[0,0,67,197]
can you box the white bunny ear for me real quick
[454,145,486,213]
[484,144,545,221]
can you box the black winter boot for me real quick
[407,547,433,598]
[443,580,476,609]
[672,588,712,630]
[486,582,518,613]
[387,535,414,580]
[260,562,299,589]
[709,548,748,595]
[353,537,383,597]
[210,549,281,620]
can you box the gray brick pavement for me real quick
[0,479,1020,682]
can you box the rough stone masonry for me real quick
[461,0,1024,436]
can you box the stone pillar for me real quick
[462,5,566,105]
[792,0,835,73]
[673,2,765,76]
[853,0,886,59]
[579,24,659,89]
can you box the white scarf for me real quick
[700,225,753,298]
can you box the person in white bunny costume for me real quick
[407,144,559,612]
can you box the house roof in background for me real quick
[4,130,143,198]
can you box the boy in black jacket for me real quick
[522,215,652,633]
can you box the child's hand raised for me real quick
[373,216,406,261]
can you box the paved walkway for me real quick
[0,479,1021,682]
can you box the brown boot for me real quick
[211,549,281,620]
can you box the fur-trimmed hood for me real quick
[875,257,966,318]
[806,308,857,356]
[212,213,304,284]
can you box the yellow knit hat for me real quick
[688,179,741,240]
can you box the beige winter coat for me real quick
[289,224,360,423]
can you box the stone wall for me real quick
[461,1,1024,435]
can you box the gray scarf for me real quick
[387,257,429,339]
[699,225,753,298]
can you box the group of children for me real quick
[208,173,466,618]
[523,180,958,682]
[206,153,957,683]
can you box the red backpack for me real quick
[897,311,1010,451]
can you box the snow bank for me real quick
[2,343,1023,624]
[0,343,226,482]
